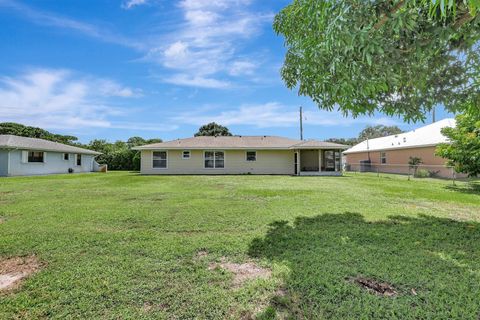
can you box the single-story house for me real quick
[0,135,102,177]
[343,119,456,178]
[133,136,348,175]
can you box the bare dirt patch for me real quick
[349,276,397,297]
[209,257,271,287]
[0,216,5,224]
[0,255,41,292]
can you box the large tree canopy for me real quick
[194,122,233,137]
[358,125,404,140]
[0,122,78,145]
[89,137,162,171]
[326,124,404,145]
[436,111,480,177]
[274,0,480,121]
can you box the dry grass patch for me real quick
[195,249,209,260]
[349,276,398,297]
[209,257,271,288]
[0,255,41,293]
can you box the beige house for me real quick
[133,136,348,175]
[343,119,456,177]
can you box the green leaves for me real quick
[275,0,480,121]
[194,122,233,137]
[425,0,479,19]
[436,111,480,177]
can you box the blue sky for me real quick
[0,0,453,143]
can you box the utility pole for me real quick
[432,106,436,123]
[299,106,303,140]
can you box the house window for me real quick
[380,152,387,164]
[64,153,69,160]
[204,151,224,169]
[246,151,256,161]
[76,154,82,166]
[182,150,191,159]
[153,151,167,168]
[28,151,44,163]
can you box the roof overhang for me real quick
[343,143,445,154]
[0,145,101,155]
[290,146,348,150]
[133,147,295,151]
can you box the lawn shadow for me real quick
[445,182,480,195]
[249,212,480,319]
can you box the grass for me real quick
[0,171,479,319]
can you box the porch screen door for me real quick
[325,151,335,171]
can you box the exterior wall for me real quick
[7,150,96,176]
[0,150,8,177]
[140,149,295,175]
[344,146,453,177]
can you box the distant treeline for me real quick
[326,125,404,146]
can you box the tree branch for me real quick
[454,11,475,29]
[374,0,405,30]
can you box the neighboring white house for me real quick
[0,135,102,177]
[133,136,348,175]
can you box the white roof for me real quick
[343,118,455,154]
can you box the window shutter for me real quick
[74,154,78,165]
[21,151,28,163]
[43,152,47,163]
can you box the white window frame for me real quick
[246,150,257,162]
[152,150,168,169]
[63,153,70,161]
[204,150,225,169]
[182,150,191,159]
[380,152,387,164]
[27,151,45,163]
[76,154,82,166]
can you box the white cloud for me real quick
[172,103,401,128]
[164,74,230,89]
[228,60,257,76]
[121,0,147,9]
[0,0,271,89]
[0,69,143,130]
[179,0,252,11]
[144,0,271,87]
[96,79,142,97]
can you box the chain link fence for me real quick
[344,162,463,183]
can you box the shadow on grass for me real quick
[445,182,480,195]
[249,213,480,319]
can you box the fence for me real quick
[344,162,461,183]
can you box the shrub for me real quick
[415,169,430,178]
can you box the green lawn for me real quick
[0,172,479,319]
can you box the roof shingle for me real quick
[133,136,348,150]
[0,135,101,155]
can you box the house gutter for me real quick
[343,143,444,154]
